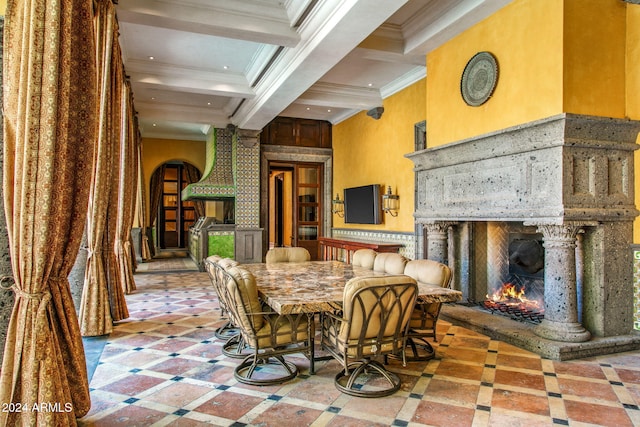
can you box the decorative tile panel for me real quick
[235,132,260,228]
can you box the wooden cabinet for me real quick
[262,117,331,148]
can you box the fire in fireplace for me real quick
[482,233,546,323]
[483,282,545,323]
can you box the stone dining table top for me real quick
[242,260,462,314]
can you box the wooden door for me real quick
[293,164,322,260]
[160,166,179,248]
[159,164,196,249]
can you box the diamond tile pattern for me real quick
[79,252,640,426]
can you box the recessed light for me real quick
[149,56,155,60]
[327,109,331,113]
[207,102,211,106]
[368,83,373,87]
[223,65,229,70]
[306,107,310,111]
[152,123,157,127]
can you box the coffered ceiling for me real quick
[115,0,511,141]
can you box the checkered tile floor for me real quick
[78,254,640,426]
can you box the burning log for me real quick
[482,282,544,323]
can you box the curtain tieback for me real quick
[13,287,52,302]
[86,248,103,259]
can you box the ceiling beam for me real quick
[297,82,383,110]
[130,72,255,98]
[403,0,513,55]
[135,102,231,126]
[233,0,409,130]
[116,0,300,47]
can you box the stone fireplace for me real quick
[407,113,640,359]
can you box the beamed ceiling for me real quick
[116,0,512,141]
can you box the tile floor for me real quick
[78,252,640,426]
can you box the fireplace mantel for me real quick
[407,113,640,353]
[406,113,640,224]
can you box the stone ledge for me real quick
[441,304,640,360]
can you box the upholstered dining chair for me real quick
[204,256,234,338]
[206,256,240,339]
[403,259,453,360]
[204,257,252,359]
[351,248,377,269]
[372,252,408,274]
[265,246,311,263]
[220,266,311,385]
[320,275,418,397]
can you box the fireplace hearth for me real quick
[407,113,640,359]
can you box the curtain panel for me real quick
[114,80,137,295]
[103,37,128,322]
[79,0,118,336]
[0,0,97,424]
[136,135,152,261]
[148,164,166,257]
[184,163,205,219]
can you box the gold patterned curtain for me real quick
[136,138,152,261]
[0,0,96,424]
[114,80,137,295]
[79,0,119,336]
[148,164,166,257]
[103,4,128,323]
[183,163,205,218]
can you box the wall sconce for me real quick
[332,193,344,217]
[382,186,399,216]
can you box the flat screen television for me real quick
[344,184,382,224]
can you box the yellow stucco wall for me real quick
[141,138,205,225]
[629,5,640,120]
[426,0,564,147]
[628,4,640,242]
[332,78,426,232]
[563,0,626,117]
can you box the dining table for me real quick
[242,260,463,373]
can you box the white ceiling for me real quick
[116,0,512,141]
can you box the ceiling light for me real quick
[149,56,155,60]
[368,83,373,87]
[223,65,229,70]
[327,109,331,113]
[152,123,157,127]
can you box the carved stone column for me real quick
[424,222,455,264]
[534,222,591,342]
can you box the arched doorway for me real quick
[150,161,204,250]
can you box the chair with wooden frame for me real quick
[320,275,418,397]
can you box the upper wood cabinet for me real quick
[261,117,331,148]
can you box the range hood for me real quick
[182,127,235,200]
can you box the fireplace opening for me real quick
[482,233,545,324]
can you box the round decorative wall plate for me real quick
[460,51,498,106]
